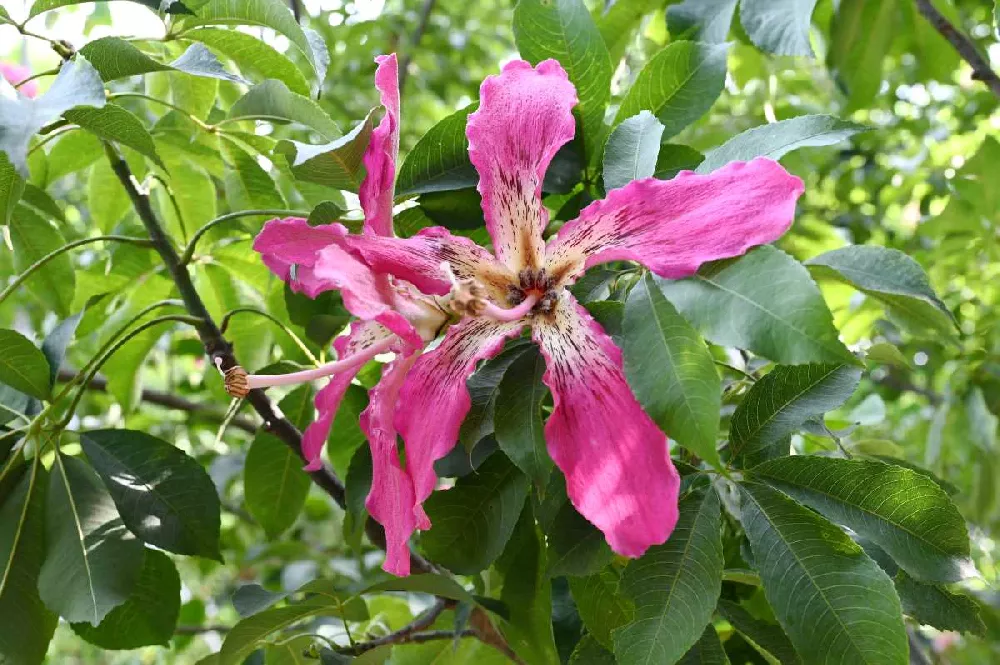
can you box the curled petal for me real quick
[361,352,420,576]
[253,217,347,298]
[532,294,680,557]
[345,226,514,301]
[544,159,804,286]
[467,59,577,273]
[301,321,396,471]
[360,54,400,237]
[396,318,524,516]
[313,243,424,349]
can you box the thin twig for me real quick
[56,369,258,434]
[180,209,309,265]
[338,630,477,655]
[103,143,437,576]
[914,0,1000,98]
[336,600,449,655]
[397,0,438,92]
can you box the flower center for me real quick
[509,268,558,315]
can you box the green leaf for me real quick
[828,0,899,110]
[178,0,317,74]
[569,634,616,665]
[8,204,76,317]
[603,111,664,190]
[613,488,723,665]
[806,245,956,336]
[654,143,704,179]
[167,71,218,119]
[0,152,23,226]
[738,481,908,665]
[80,429,222,560]
[894,571,985,636]
[716,600,800,665]
[222,138,286,210]
[461,342,533,451]
[276,111,374,192]
[41,312,82,384]
[494,348,553,490]
[513,0,614,166]
[624,273,721,467]
[186,28,310,95]
[79,38,242,82]
[614,41,728,139]
[0,463,57,665]
[496,506,559,665]
[865,342,912,369]
[39,454,145,625]
[677,625,730,665]
[326,384,369,478]
[0,55,106,175]
[697,115,865,174]
[363,574,475,604]
[245,387,312,539]
[546,499,614,578]
[64,104,164,168]
[0,330,51,401]
[29,0,194,18]
[230,80,339,138]
[569,570,634,651]
[749,456,973,583]
[727,364,861,468]
[219,603,341,665]
[21,183,65,222]
[597,0,659,66]
[666,0,737,42]
[71,548,181,648]
[657,246,857,365]
[395,104,477,197]
[420,453,529,574]
[46,130,103,183]
[739,0,818,56]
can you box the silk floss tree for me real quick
[224,54,804,576]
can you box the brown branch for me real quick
[397,0,437,92]
[338,630,476,655]
[103,143,436,576]
[337,599,449,655]
[56,369,259,434]
[914,0,1000,98]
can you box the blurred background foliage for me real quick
[2,0,1000,663]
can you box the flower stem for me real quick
[219,307,319,365]
[0,235,155,310]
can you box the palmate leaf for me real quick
[727,363,861,468]
[613,487,723,665]
[614,41,729,139]
[657,246,857,366]
[738,481,908,665]
[420,453,529,574]
[749,456,973,583]
[80,429,222,560]
[0,462,57,665]
[624,273,721,468]
[39,454,145,625]
[71,549,181,649]
[514,0,614,167]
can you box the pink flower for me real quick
[241,55,451,575]
[341,59,805,561]
[1,62,38,98]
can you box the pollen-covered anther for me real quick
[223,365,250,398]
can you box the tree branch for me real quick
[397,0,437,92]
[56,369,259,434]
[103,143,435,576]
[914,0,1000,98]
[337,630,476,655]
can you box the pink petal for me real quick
[313,243,423,349]
[361,352,421,576]
[395,318,524,516]
[1,62,38,98]
[544,159,804,286]
[302,321,396,471]
[533,294,680,557]
[252,217,347,298]
[345,226,514,299]
[467,59,577,274]
[360,54,400,237]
